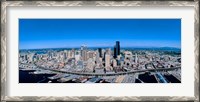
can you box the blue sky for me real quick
[19,19,181,49]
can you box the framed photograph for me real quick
[1,0,199,101]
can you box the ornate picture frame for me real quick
[1,0,199,101]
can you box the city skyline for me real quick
[19,19,181,49]
[19,40,181,83]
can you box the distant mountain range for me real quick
[122,47,180,50]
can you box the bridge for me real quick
[39,66,181,76]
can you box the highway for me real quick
[38,66,181,76]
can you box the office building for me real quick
[105,53,110,69]
[114,41,120,58]
[80,45,88,61]
[98,48,102,58]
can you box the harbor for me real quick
[19,66,180,83]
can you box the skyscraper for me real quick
[114,41,120,58]
[80,45,84,57]
[135,53,138,63]
[82,50,87,61]
[114,45,117,58]
[80,45,87,61]
[63,51,67,60]
[75,51,80,61]
[116,41,120,55]
[96,51,100,64]
[105,53,110,69]
[71,49,75,58]
[112,59,117,67]
[98,48,102,58]
[67,51,71,58]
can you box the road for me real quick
[39,66,181,76]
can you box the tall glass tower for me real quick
[98,48,102,58]
[114,41,120,58]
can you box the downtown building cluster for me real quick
[19,41,181,73]
[19,41,136,73]
[19,41,181,83]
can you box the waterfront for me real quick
[19,68,180,83]
[19,70,56,83]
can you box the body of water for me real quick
[19,70,56,83]
[19,70,180,83]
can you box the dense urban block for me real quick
[19,41,181,83]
